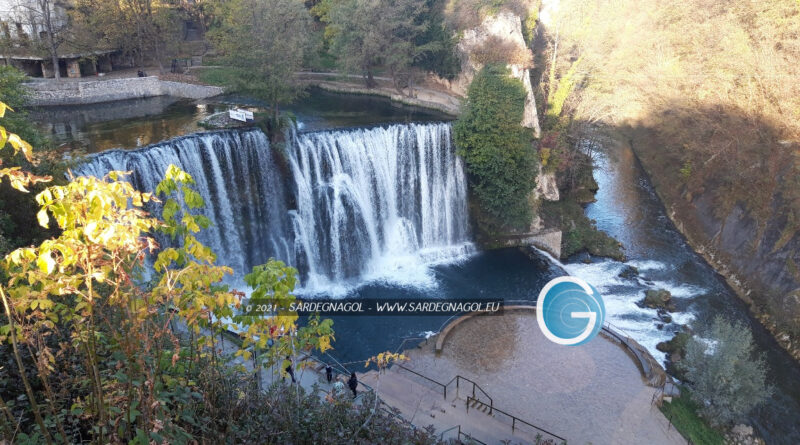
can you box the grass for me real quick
[659,389,726,445]
[195,66,240,89]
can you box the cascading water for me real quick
[287,123,472,291]
[73,130,294,278]
[74,122,474,293]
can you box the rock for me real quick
[726,423,765,445]
[454,12,540,137]
[618,265,639,280]
[657,332,689,356]
[731,424,753,437]
[643,289,674,310]
[535,169,560,202]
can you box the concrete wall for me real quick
[25,77,224,106]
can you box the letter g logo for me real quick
[536,277,605,346]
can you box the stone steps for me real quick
[360,368,540,444]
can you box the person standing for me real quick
[325,364,333,384]
[285,356,296,384]
[348,372,358,399]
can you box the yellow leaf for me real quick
[37,209,49,228]
[37,251,56,274]
[0,102,10,118]
[7,133,33,161]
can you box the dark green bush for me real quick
[453,64,536,234]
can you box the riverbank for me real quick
[615,127,800,364]
[298,72,464,116]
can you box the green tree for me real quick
[209,0,314,127]
[412,0,460,81]
[453,64,537,234]
[679,316,773,427]
[327,0,432,90]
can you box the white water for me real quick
[532,247,697,363]
[75,123,475,295]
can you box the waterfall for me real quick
[74,122,474,293]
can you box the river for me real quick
[34,91,800,443]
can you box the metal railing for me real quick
[439,424,488,445]
[466,396,566,443]
[394,364,493,411]
[395,363,448,395]
[393,336,430,354]
[445,374,493,414]
[394,364,562,442]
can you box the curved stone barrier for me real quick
[434,304,668,388]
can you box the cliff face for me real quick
[627,127,800,358]
[432,11,541,138]
[684,189,800,342]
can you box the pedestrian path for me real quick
[359,367,548,444]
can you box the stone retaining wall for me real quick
[25,77,224,106]
[493,228,562,258]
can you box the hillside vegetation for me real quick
[549,0,800,340]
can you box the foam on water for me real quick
[542,253,699,365]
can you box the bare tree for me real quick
[13,0,67,79]
[36,0,62,79]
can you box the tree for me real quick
[679,316,773,427]
[209,0,314,127]
[35,0,64,80]
[8,0,67,79]
[411,0,460,81]
[327,0,432,90]
[453,64,537,234]
[69,0,183,72]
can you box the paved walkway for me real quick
[187,311,685,444]
[375,312,687,445]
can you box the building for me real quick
[0,0,121,78]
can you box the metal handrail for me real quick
[393,336,430,354]
[438,425,488,445]
[438,424,460,440]
[394,364,494,414]
[395,363,448,395]
[466,396,565,443]
[459,429,488,445]
[448,375,493,413]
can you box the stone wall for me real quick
[494,228,562,258]
[25,77,224,106]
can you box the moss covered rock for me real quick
[643,289,675,310]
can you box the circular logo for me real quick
[536,277,605,346]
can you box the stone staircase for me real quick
[359,366,558,444]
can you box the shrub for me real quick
[679,316,773,427]
[453,64,536,234]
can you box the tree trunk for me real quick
[40,0,60,80]
[366,70,376,88]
